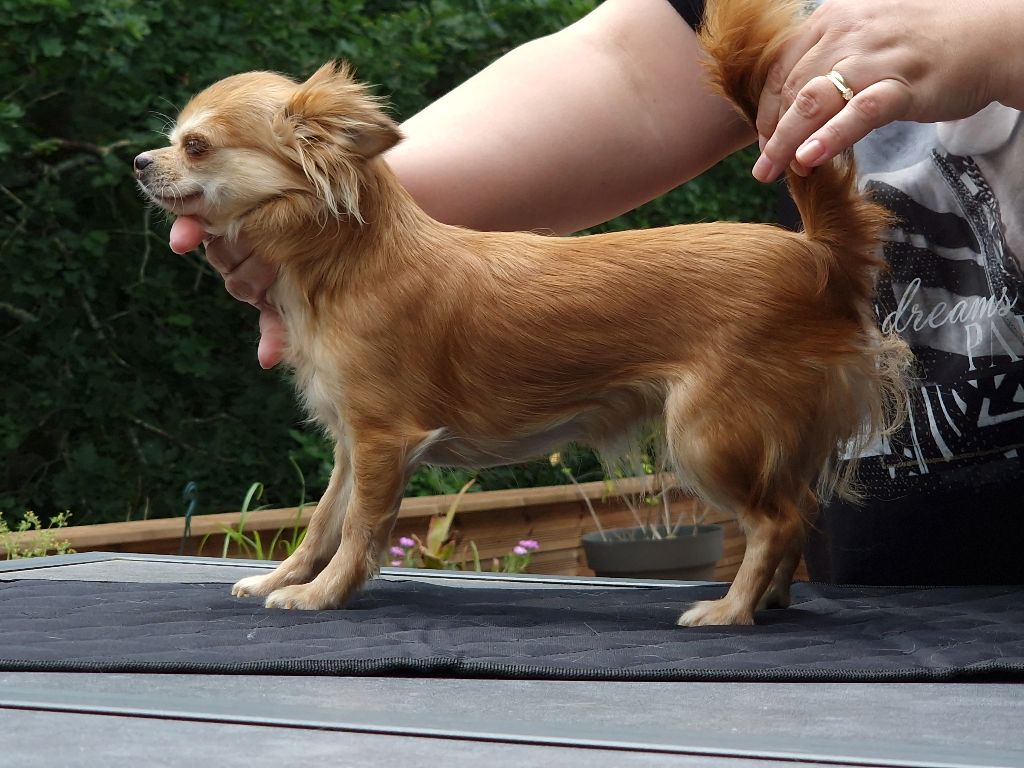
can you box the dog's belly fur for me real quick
[417,418,591,468]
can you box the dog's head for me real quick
[135,62,400,234]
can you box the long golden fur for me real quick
[137,0,909,625]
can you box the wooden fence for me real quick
[4,478,752,581]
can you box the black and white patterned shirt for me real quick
[855,108,1024,492]
[667,0,1024,582]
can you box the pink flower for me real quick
[399,536,415,548]
[518,539,540,551]
[513,545,528,556]
[390,559,402,567]
[389,545,405,557]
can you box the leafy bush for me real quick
[0,510,74,559]
[1,0,772,525]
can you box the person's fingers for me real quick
[753,73,847,182]
[222,255,278,305]
[203,235,252,275]
[168,214,284,369]
[169,216,206,254]
[792,79,911,169]
[257,306,286,370]
[755,22,822,147]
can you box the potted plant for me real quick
[552,453,724,581]
[581,521,724,581]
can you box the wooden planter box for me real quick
[5,479,749,581]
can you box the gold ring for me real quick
[824,70,854,101]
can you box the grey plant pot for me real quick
[582,524,724,581]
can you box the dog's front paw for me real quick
[264,583,337,611]
[677,599,754,627]
[231,573,281,599]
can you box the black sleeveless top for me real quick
[666,0,704,29]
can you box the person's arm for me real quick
[390,0,749,234]
[171,0,751,366]
[752,0,1024,182]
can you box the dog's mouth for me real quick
[145,187,203,205]
[141,184,205,214]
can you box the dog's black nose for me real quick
[133,153,154,173]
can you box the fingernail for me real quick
[752,153,776,182]
[796,139,825,167]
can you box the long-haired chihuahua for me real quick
[136,0,909,625]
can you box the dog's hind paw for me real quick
[264,583,338,611]
[758,583,792,610]
[677,599,754,627]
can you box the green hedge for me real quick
[0,0,773,524]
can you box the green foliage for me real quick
[0,510,74,559]
[1,0,773,526]
[199,459,308,560]
[410,479,476,569]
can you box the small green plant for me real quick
[214,481,272,559]
[550,450,701,542]
[394,479,475,569]
[387,479,539,574]
[200,458,309,560]
[0,511,75,559]
[550,451,606,538]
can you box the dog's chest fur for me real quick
[270,274,346,438]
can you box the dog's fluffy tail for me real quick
[700,0,912,499]
[699,0,884,280]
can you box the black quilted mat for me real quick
[1,578,1022,681]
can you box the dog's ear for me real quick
[286,61,401,158]
[275,61,401,221]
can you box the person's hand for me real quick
[751,0,1023,182]
[169,216,285,369]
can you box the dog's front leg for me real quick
[264,432,412,610]
[232,440,352,599]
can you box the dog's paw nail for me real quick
[677,607,707,627]
[231,575,274,599]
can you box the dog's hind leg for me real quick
[232,440,352,599]
[760,486,817,609]
[264,429,427,610]
[679,497,802,626]
[664,381,804,625]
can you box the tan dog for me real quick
[136,0,908,625]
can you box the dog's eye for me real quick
[184,137,209,157]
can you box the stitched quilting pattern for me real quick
[0,580,1021,681]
